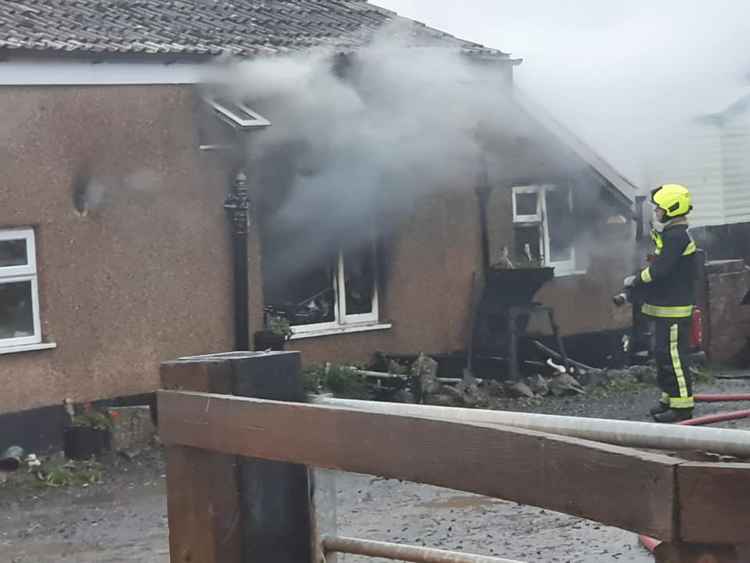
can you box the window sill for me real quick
[0,342,57,356]
[553,270,588,278]
[290,323,393,341]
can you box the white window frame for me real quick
[512,185,543,224]
[206,97,271,129]
[291,241,382,337]
[0,228,43,347]
[512,185,579,277]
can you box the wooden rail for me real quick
[159,352,750,563]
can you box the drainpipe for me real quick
[477,187,491,278]
[631,195,647,360]
[225,169,251,351]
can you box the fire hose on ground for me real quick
[317,397,750,459]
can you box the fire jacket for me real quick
[632,223,696,318]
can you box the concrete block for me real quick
[106,406,155,452]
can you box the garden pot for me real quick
[63,426,110,460]
[254,330,287,351]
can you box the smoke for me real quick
[215,27,598,284]
[376,0,750,192]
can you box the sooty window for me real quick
[512,185,576,276]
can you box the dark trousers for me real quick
[653,317,694,409]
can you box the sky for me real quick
[373,1,750,188]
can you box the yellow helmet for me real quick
[651,184,692,219]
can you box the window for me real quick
[0,228,42,347]
[512,185,577,276]
[208,97,271,129]
[263,234,383,337]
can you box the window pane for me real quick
[344,245,376,316]
[515,192,539,216]
[0,239,28,268]
[0,281,35,339]
[513,225,542,266]
[546,187,574,262]
[263,239,338,327]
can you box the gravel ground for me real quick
[1,377,748,563]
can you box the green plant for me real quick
[37,458,103,488]
[303,363,373,399]
[302,365,324,394]
[323,365,372,399]
[267,315,293,340]
[71,403,113,431]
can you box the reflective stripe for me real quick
[652,231,664,255]
[660,392,670,405]
[683,241,697,256]
[669,323,692,408]
[640,267,653,283]
[670,396,695,409]
[641,303,693,318]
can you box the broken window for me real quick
[0,228,42,347]
[342,245,378,321]
[263,228,380,333]
[512,185,577,275]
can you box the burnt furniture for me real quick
[474,267,569,380]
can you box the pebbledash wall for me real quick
[0,83,632,422]
[0,84,259,415]
[291,186,633,367]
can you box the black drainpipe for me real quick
[477,187,491,280]
[225,169,251,351]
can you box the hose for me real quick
[695,393,750,403]
[317,397,750,458]
[639,404,750,554]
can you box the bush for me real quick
[303,363,373,399]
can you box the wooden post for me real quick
[654,543,744,563]
[161,351,313,563]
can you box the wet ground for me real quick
[1,378,748,563]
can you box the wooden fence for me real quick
[158,352,750,563]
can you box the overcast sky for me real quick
[374,1,750,186]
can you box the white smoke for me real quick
[376,0,750,193]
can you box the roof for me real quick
[0,0,510,59]
[699,90,750,127]
[513,90,639,206]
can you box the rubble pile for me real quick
[408,354,657,408]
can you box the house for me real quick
[0,0,637,451]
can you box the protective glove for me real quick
[623,275,636,288]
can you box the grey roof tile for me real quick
[0,0,509,58]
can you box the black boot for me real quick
[649,403,670,417]
[652,408,693,424]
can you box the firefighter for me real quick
[624,184,697,423]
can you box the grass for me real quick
[1,455,105,490]
[37,458,104,488]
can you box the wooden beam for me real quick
[165,446,242,563]
[158,390,680,540]
[654,542,745,563]
[161,360,241,563]
[678,462,750,544]
[160,352,312,563]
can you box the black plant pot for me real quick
[63,426,110,460]
[254,331,287,351]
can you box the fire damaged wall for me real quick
[289,188,483,365]
[0,85,244,414]
[235,37,634,367]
